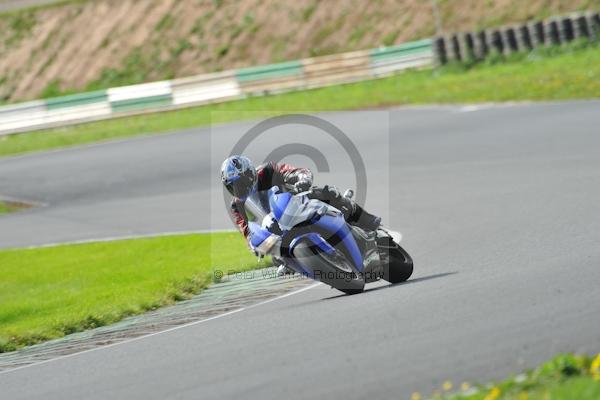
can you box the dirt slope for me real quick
[0,0,598,102]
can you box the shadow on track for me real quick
[322,272,458,301]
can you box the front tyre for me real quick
[292,240,365,295]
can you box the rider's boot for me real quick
[348,203,382,232]
[274,256,294,276]
[319,185,381,231]
[276,265,295,276]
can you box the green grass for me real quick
[419,353,600,400]
[1,44,600,158]
[0,200,26,215]
[0,201,11,214]
[0,232,267,353]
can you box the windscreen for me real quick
[277,195,319,231]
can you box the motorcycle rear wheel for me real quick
[382,243,414,284]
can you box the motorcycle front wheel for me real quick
[292,239,365,295]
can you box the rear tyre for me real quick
[340,287,364,295]
[382,243,413,284]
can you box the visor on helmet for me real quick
[221,156,256,199]
[225,174,255,198]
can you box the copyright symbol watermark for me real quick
[220,113,369,224]
[213,269,224,282]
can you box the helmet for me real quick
[221,155,257,199]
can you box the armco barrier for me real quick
[108,81,173,113]
[303,50,371,88]
[45,90,108,110]
[43,91,111,128]
[0,100,47,132]
[434,11,600,64]
[0,38,432,136]
[236,60,304,94]
[171,71,241,106]
[370,39,434,75]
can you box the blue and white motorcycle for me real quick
[248,186,413,294]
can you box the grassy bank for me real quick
[0,232,265,353]
[417,353,600,400]
[0,200,26,214]
[1,44,600,158]
[0,201,11,214]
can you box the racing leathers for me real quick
[228,162,381,253]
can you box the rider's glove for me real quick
[294,180,311,193]
[294,174,312,193]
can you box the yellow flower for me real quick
[442,381,453,391]
[484,387,501,400]
[460,382,471,391]
[410,392,421,400]
[591,353,600,381]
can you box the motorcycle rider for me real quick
[221,155,381,274]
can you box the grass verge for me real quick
[0,200,28,215]
[1,44,600,158]
[0,232,266,353]
[418,353,600,400]
[0,201,12,215]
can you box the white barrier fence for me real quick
[0,39,434,136]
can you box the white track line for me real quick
[0,282,321,376]
[459,105,487,112]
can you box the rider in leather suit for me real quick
[221,155,381,273]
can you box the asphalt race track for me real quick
[1,101,599,399]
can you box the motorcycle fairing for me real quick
[309,214,364,272]
[268,186,365,273]
[248,221,280,255]
[289,232,335,256]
